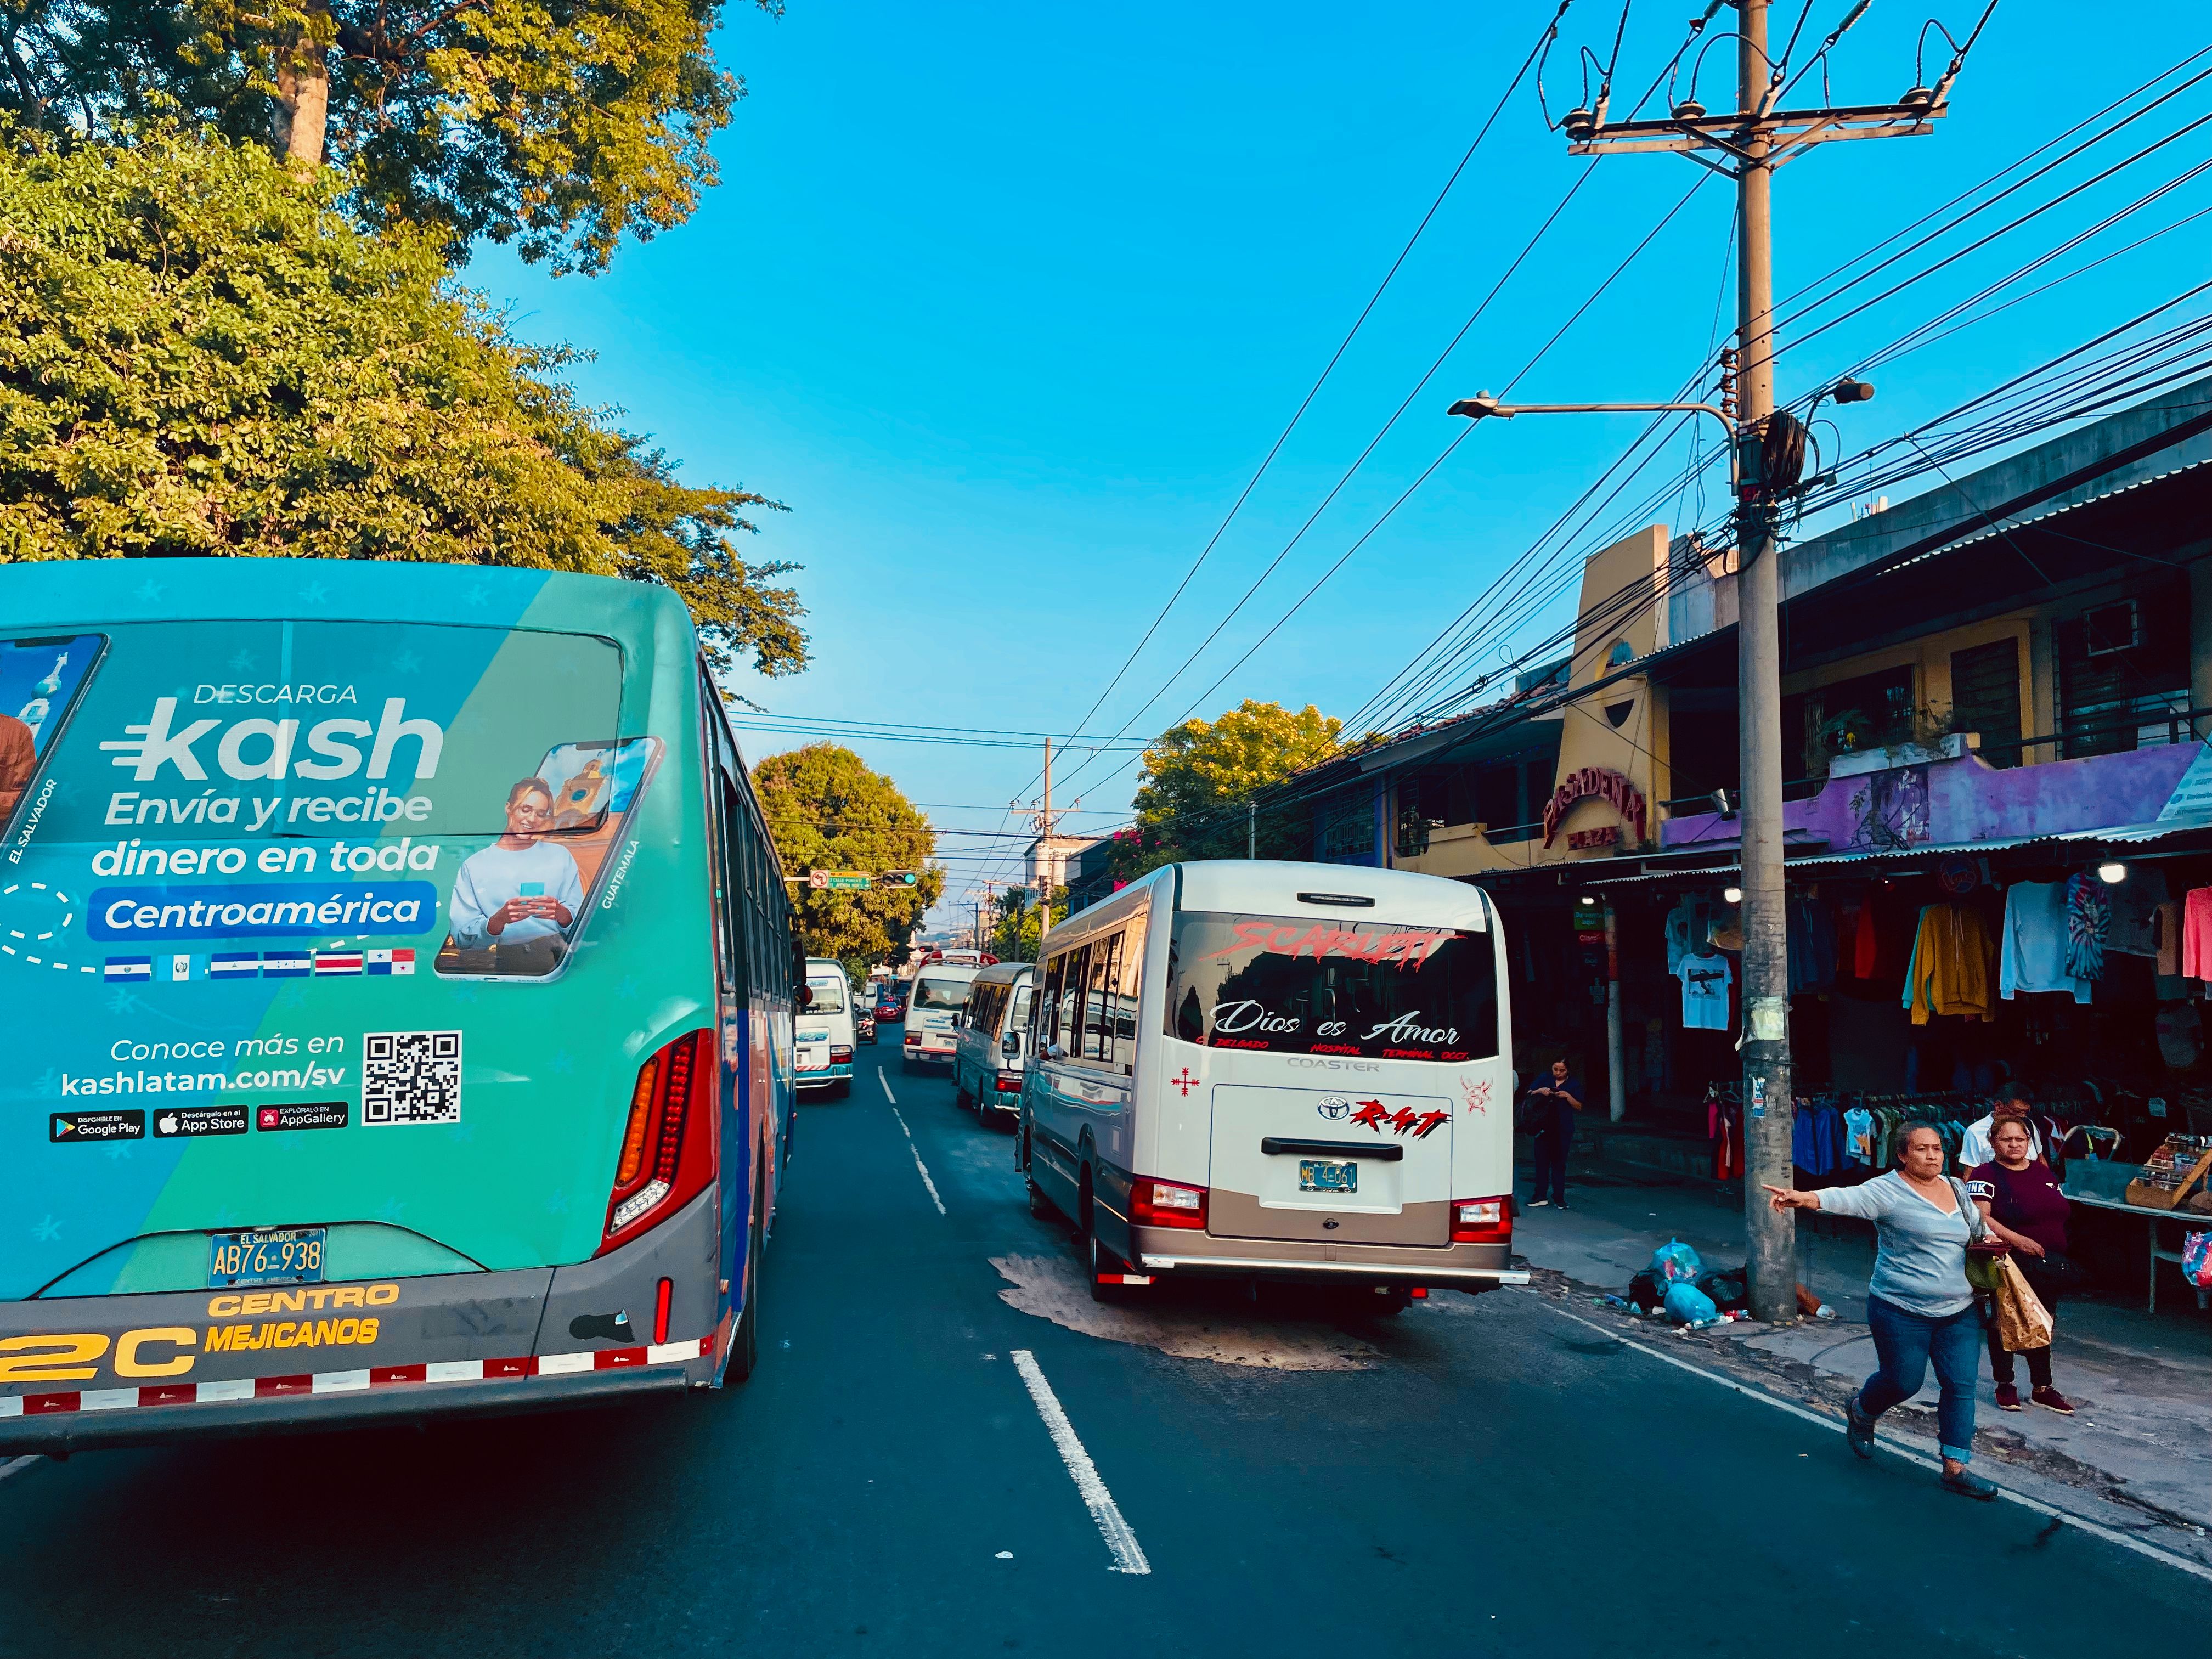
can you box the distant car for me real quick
[874,985,906,1022]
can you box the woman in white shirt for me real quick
[448,778,584,973]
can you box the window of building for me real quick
[2057,580,2190,758]
[1949,639,2022,768]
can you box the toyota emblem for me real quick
[1317,1097,1351,1121]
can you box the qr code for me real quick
[363,1030,462,1126]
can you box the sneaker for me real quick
[1526,1198,1551,1209]
[1994,1383,2022,1412]
[2031,1386,2076,1415]
[1940,1468,1999,1502]
[1554,1200,1570,1210]
[1844,1397,1875,1460]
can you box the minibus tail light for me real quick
[1131,1177,1208,1231]
[1451,1195,1512,1244]
[601,1029,717,1252]
[830,1045,853,1063]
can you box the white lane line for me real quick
[887,1104,946,1216]
[1525,1293,2212,1585]
[1010,1349,1150,1575]
[878,1070,896,1103]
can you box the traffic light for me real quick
[875,870,919,887]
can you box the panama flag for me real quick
[104,956,153,982]
[261,950,312,979]
[207,952,262,981]
[365,948,416,977]
[314,951,364,977]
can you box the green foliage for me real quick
[0,0,774,272]
[753,742,943,968]
[988,884,1064,965]
[0,125,807,675]
[1111,699,1342,881]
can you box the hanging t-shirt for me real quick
[1664,902,1696,974]
[2106,866,2169,957]
[1999,881,2090,1003]
[2065,871,2109,981]
[1677,951,1733,1030]
[2183,888,2212,979]
[1844,1106,1876,1165]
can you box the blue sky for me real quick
[472,0,2212,927]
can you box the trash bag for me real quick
[2182,1228,2212,1290]
[1663,1280,1719,1325]
[1650,1239,1703,1284]
[1627,1269,1665,1312]
[1696,1267,1749,1313]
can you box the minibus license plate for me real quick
[1299,1160,1357,1194]
[208,1226,327,1288]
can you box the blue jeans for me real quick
[1858,1293,1982,1465]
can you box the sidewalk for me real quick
[1513,1147,2212,1537]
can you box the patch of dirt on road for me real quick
[989,1254,1383,1370]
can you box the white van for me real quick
[903,962,981,1069]
[797,958,857,1098]
[1017,861,1529,1308]
[953,962,1034,1121]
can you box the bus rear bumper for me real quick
[1128,1229,1527,1289]
[0,1357,697,1455]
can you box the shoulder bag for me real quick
[1949,1175,2010,1293]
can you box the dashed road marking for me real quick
[887,1104,945,1216]
[1010,1349,1150,1575]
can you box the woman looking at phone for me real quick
[448,777,584,972]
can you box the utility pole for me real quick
[1248,799,1257,860]
[1561,0,1980,1321]
[1015,736,1079,956]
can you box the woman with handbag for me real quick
[1764,1122,2000,1500]
[1967,1113,2077,1415]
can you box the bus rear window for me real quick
[1164,911,1497,1062]
[912,975,972,1011]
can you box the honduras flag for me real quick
[261,950,312,979]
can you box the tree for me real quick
[1111,699,1342,880]
[753,743,943,974]
[988,883,1064,965]
[0,0,775,272]
[0,125,806,675]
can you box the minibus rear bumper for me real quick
[0,1188,729,1455]
[1128,1228,1527,1290]
[797,1062,854,1090]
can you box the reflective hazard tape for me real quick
[0,1338,703,1419]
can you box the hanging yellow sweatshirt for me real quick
[1904,903,1996,1024]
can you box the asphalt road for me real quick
[0,1030,2193,1657]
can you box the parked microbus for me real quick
[0,559,799,1454]
[1018,861,1528,1307]
[902,962,980,1068]
[952,962,1033,1121]
[797,958,857,1097]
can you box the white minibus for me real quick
[903,962,981,1069]
[798,958,858,1098]
[953,963,1035,1122]
[1017,861,1529,1309]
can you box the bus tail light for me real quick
[830,1045,853,1064]
[600,1029,718,1253]
[1451,1196,1512,1244]
[1131,1177,1208,1231]
[994,1074,1022,1092]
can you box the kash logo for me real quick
[99,698,445,783]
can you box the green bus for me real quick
[0,558,798,1452]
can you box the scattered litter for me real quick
[996,1551,1014,1560]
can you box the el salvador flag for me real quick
[104,956,153,981]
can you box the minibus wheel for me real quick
[727,1172,765,1384]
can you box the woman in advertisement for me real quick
[447,777,585,974]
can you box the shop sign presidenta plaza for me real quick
[1542,766,1648,850]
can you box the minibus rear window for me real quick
[912,974,972,1010]
[805,975,847,1013]
[1165,911,1497,1062]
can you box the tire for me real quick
[1082,1180,1138,1305]
[952,1065,973,1109]
[726,1176,765,1384]
[1026,1174,1054,1220]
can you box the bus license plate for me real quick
[1299,1160,1357,1194]
[208,1227,327,1288]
